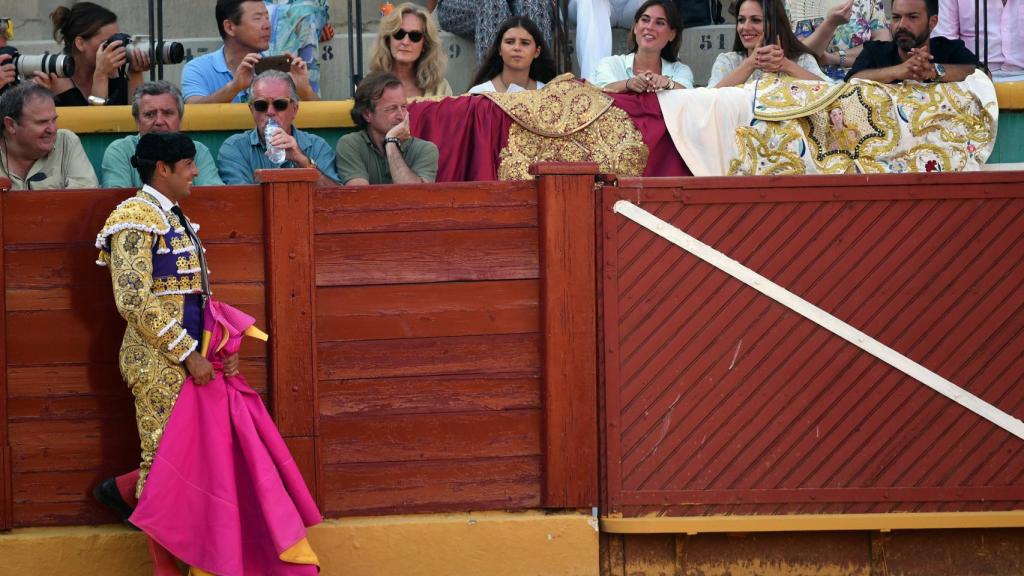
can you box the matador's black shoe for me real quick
[92,476,139,530]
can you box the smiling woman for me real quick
[708,0,827,87]
[591,0,695,92]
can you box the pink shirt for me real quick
[932,0,1024,71]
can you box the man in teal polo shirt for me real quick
[335,72,438,185]
[217,70,338,185]
[101,81,223,188]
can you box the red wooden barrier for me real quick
[600,171,1024,518]
[259,168,320,506]
[0,176,10,531]
[0,167,602,528]
[533,163,600,508]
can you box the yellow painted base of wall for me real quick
[0,510,599,576]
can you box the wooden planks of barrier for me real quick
[1,168,604,528]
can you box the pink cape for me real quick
[130,300,322,575]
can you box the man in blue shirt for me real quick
[217,70,338,185]
[182,0,318,103]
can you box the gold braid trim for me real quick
[95,195,171,262]
[485,74,613,138]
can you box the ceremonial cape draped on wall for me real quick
[658,70,999,176]
[130,300,322,576]
[408,75,690,181]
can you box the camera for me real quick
[102,33,185,73]
[0,46,76,81]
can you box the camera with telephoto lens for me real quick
[102,32,185,73]
[0,46,75,82]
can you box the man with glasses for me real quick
[102,81,223,187]
[335,71,438,185]
[217,70,338,185]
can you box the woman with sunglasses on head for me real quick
[467,16,557,94]
[369,2,451,98]
[708,0,827,88]
[592,0,693,93]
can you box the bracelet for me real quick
[383,136,402,151]
[838,50,848,68]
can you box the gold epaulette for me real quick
[94,193,172,254]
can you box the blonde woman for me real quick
[369,2,452,97]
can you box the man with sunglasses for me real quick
[335,71,438,185]
[217,70,338,185]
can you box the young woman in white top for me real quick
[709,0,828,88]
[468,16,557,94]
[592,0,694,92]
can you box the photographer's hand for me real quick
[0,53,15,91]
[232,52,261,96]
[286,52,319,101]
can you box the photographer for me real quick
[0,18,14,93]
[36,2,149,106]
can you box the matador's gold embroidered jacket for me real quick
[95,188,207,494]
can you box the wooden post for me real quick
[531,163,601,508]
[0,178,11,530]
[258,168,320,505]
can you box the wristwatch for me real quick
[383,136,402,151]
[87,95,107,106]
[933,63,946,80]
[838,50,847,68]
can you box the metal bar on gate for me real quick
[982,0,988,68]
[355,0,364,86]
[347,0,356,96]
[156,0,164,80]
[974,0,980,58]
[148,0,156,81]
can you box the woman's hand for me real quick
[754,43,785,73]
[647,72,675,90]
[625,74,651,93]
[127,46,151,74]
[95,38,128,78]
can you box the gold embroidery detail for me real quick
[730,77,995,175]
[152,273,203,294]
[492,76,648,180]
[106,224,198,497]
[485,74,612,138]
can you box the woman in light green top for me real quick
[369,2,453,97]
[592,0,694,92]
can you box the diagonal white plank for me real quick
[613,200,1024,442]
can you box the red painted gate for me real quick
[600,172,1024,519]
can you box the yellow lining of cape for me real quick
[199,324,269,357]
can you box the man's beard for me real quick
[894,28,929,52]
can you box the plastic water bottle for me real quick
[264,118,286,165]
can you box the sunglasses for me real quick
[392,29,424,42]
[251,98,291,112]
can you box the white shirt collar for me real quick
[142,184,176,212]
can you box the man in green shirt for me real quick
[335,72,438,185]
[101,81,223,188]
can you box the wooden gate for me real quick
[600,172,1024,522]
